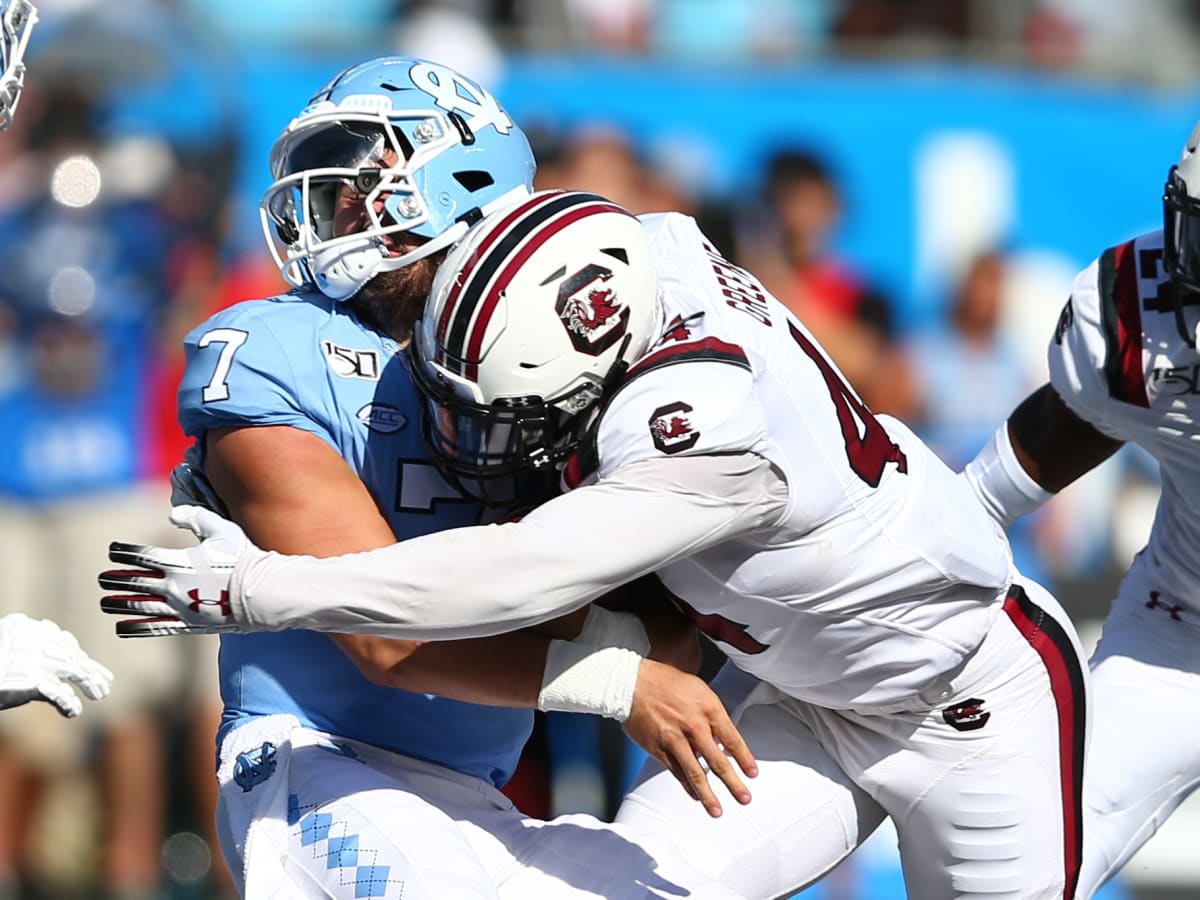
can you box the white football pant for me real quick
[616,579,1089,900]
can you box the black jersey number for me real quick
[788,321,907,487]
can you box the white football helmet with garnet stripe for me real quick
[410,189,661,504]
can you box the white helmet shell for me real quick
[1177,119,1200,190]
[417,189,660,408]
[409,190,661,502]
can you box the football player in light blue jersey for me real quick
[163,57,746,899]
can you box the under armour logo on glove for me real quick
[98,505,251,638]
[187,588,232,617]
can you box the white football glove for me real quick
[0,613,114,717]
[99,505,251,638]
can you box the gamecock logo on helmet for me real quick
[556,263,630,356]
[649,401,700,454]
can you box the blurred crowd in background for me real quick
[0,1,1194,899]
[169,0,1200,86]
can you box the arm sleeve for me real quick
[960,422,1053,528]
[231,451,788,639]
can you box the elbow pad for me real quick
[961,423,1053,530]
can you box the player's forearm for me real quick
[231,453,787,639]
[1008,383,1122,492]
[334,631,549,706]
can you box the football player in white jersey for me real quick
[960,119,1200,898]
[102,189,1091,899]
[0,0,113,721]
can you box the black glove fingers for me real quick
[97,570,165,593]
[115,618,185,638]
[99,596,168,615]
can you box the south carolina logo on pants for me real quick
[941,698,990,731]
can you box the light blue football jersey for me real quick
[178,289,531,787]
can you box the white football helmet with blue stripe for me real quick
[261,56,536,301]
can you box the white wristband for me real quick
[537,641,642,722]
[577,605,652,656]
[962,423,1054,529]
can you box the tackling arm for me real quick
[104,425,760,815]
[215,434,764,815]
[203,424,567,707]
[230,450,787,639]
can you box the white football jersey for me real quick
[1049,229,1200,612]
[234,212,1017,712]
[562,212,1015,710]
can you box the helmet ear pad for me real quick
[409,190,662,503]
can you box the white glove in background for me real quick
[0,612,114,717]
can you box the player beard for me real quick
[348,251,445,345]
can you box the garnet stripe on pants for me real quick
[1003,583,1086,900]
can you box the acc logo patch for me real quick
[357,403,407,434]
[649,401,700,454]
[556,263,630,356]
[323,341,381,381]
